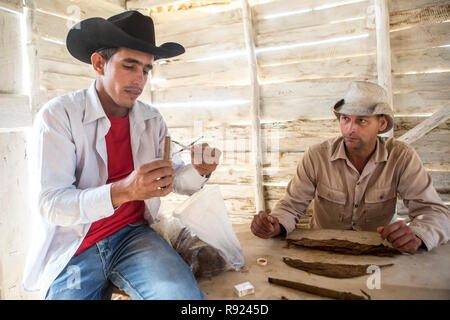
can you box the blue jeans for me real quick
[45,222,205,300]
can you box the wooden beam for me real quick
[397,105,450,145]
[24,0,41,117]
[103,0,127,9]
[0,0,22,13]
[240,0,264,213]
[35,0,125,20]
[127,0,182,9]
[375,0,394,137]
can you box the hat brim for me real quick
[66,17,185,64]
[333,100,394,134]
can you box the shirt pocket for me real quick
[316,184,346,205]
[363,186,397,228]
[365,186,396,204]
[315,184,350,226]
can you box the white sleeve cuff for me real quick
[173,164,209,196]
[80,183,116,223]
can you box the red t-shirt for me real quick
[75,114,146,255]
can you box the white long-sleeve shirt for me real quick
[22,81,208,298]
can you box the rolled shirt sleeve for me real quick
[270,148,317,234]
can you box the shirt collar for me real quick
[83,81,107,124]
[330,136,388,163]
[129,97,160,122]
[372,137,388,163]
[83,80,159,124]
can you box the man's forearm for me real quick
[111,179,132,208]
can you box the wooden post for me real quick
[23,0,41,118]
[375,0,393,138]
[240,0,265,213]
[398,105,450,145]
[145,8,154,105]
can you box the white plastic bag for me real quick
[152,210,230,278]
[151,209,185,245]
[173,185,245,271]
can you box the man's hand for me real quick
[377,221,423,254]
[251,211,283,239]
[191,143,221,176]
[111,160,174,207]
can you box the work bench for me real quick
[198,224,450,300]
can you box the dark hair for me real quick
[96,47,119,63]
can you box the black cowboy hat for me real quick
[66,10,185,64]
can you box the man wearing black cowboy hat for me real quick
[251,81,449,254]
[23,11,221,300]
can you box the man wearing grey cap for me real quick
[251,81,449,254]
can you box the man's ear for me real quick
[378,115,388,133]
[91,52,106,76]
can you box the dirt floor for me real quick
[112,223,450,300]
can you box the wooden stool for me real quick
[111,286,132,300]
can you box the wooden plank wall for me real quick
[135,0,378,223]
[31,0,449,224]
[0,1,32,129]
[129,0,450,224]
[0,0,29,299]
[31,0,125,106]
[389,0,450,215]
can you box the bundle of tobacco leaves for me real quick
[173,227,228,279]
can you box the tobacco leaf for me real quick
[173,227,228,279]
[268,277,367,300]
[283,257,394,278]
[287,238,401,257]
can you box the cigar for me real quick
[159,136,172,190]
[268,277,366,300]
[163,136,171,161]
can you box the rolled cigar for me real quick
[164,136,171,161]
[268,277,366,300]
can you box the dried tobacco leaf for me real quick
[268,277,367,300]
[173,227,228,279]
[283,257,394,278]
[287,238,401,257]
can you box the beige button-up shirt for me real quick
[271,136,450,251]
